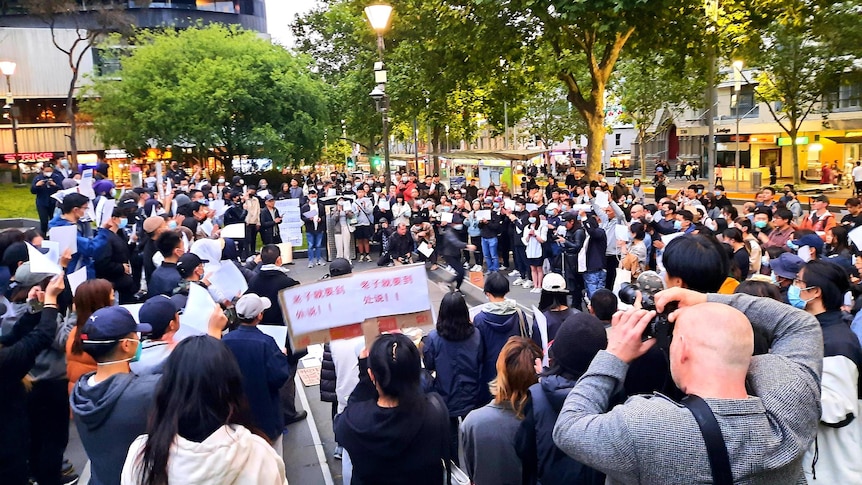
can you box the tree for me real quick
[464,0,704,177]
[748,0,862,184]
[23,0,134,169]
[613,51,706,177]
[82,24,329,171]
[521,80,588,161]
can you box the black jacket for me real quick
[583,218,607,272]
[95,229,136,297]
[259,207,282,245]
[0,308,58,485]
[478,211,503,239]
[223,203,247,227]
[387,231,414,259]
[247,268,299,326]
[147,263,182,299]
[439,226,468,258]
[516,375,605,485]
[319,344,337,403]
[301,200,327,233]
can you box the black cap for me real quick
[329,258,352,277]
[176,253,207,278]
[560,212,577,222]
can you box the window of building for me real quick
[730,86,758,117]
[615,134,621,146]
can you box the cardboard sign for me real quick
[279,264,433,351]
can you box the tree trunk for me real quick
[431,124,442,175]
[789,126,800,185]
[639,126,647,178]
[67,70,78,170]
[585,114,605,179]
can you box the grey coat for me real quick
[553,293,823,484]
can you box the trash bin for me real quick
[751,170,762,190]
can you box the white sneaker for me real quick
[508,269,520,277]
[522,280,533,289]
[308,262,314,268]
[530,287,542,293]
[470,265,482,272]
[463,262,470,269]
[499,265,507,271]
[317,261,326,266]
[513,277,524,285]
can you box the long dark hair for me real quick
[537,291,569,312]
[436,291,474,341]
[135,336,263,485]
[368,333,423,412]
[71,279,114,354]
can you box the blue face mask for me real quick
[787,284,811,310]
[493,203,500,209]
[715,190,722,196]
[440,206,452,212]
[167,220,178,230]
[754,220,767,229]
[118,218,128,229]
[673,220,682,230]
[546,208,555,216]
[528,217,537,223]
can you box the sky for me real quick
[265,0,319,47]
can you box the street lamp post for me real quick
[365,3,394,190]
[1,61,21,184]
[733,60,743,193]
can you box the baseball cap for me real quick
[791,234,824,252]
[235,293,271,320]
[143,216,164,234]
[176,253,207,278]
[542,272,567,292]
[264,194,274,201]
[139,295,181,339]
[81,306,152,342]
[812,194,830,204]
[560,212,577,222]
[771,252,805,279]
[546,202,559,212]
[13,262,54,287]
[174,194,191,208]
[329,258,352,277]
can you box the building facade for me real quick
[632,68,862,185]
[0,1,267,181]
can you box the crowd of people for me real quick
[1,159,861,484]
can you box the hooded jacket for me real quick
[516,375,605,485]
[474,300,525,404]
[334,358,448,485]
[70,372,160,485]
[423,328,483,417]
[121,424,287,485]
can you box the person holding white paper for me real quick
[95,200,139,303]
[48,193,111,279]
[301,190,327,267]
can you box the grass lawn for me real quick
[0,184,39,220]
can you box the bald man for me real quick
[553,289,823,484]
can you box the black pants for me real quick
[279,364,300,420]
[855,181,862,196]
[470,236,483,266]
[567,273,586,311]
[244,224,259,258]
[36,203,53,237]
[444,254,465,289]
[449,416,462,466]
[499,234,511,268]
[605,255,619,290]
[27,379,69,485]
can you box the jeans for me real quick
[583,270,606,298]
[307,230,325,263]
[482,237,499,272]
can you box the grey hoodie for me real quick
[70,372,160,485]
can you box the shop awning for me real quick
[438,149,549,161]
[825,136,862,144]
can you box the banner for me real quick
[279,264,432,349]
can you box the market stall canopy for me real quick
[438,149,549,161]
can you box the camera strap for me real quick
[681,394,733,485]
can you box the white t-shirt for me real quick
[852,165,862,182]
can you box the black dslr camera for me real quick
[618,271,678,345]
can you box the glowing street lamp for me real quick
[365,3,394,189]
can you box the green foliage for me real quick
[521,80,587,147]
[82,24,329,170]
[320,139,353,167]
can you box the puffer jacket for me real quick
[320,344,337,403]
[422,329,483,417]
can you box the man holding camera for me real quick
[553,288,822,484]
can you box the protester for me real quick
[120,336,287,485]
[301,189,327,267]
[48,193,111,278]
[531,273,577,347]
[461,337,541,485]
[422,291,483,462]
[473,272,528,404]
[553,288,822,483]
[222,293,292,454]
[147,231,184,298]
[516,313,607,485]
[70,306,158,485]
[334,333,450,485]
[0,272,64,485]
[65,279,113,395]
[259,195,283,245]
[31,164,64,236]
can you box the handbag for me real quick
[516,308,531,339]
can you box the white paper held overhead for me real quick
[48,225,78,255]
